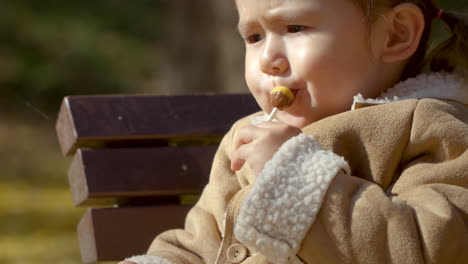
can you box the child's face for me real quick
[236,0,387,128]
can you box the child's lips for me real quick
[291,89,300,97]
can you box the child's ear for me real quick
[380,3,425,63]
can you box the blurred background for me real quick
[0,0,466,263]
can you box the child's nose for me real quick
[259,36,289,75]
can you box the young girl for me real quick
[122,0,468,263]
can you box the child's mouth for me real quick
[291,89,299,97]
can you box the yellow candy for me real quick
[270,86,294,100]
[270,86,294,110]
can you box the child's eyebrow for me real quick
[237,21,254,35]
[264,6,320,22]
[237,6,320,34]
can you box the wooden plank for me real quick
[69,146,215,206]
[78,206,192,263]
[56,93,259,156]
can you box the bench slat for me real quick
[69,146,216,206]
[56,94,259,156]
[78,206,192,263]
[56,94,259,262]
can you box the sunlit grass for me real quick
[1,233,80,264]
[0,115,85,263]
[0,182,82,232]
[0,181,85,263]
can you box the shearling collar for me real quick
[352,69,468,109]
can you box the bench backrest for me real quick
[56,93,259,263]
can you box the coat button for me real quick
[227,243,248,263]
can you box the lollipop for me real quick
[266,86,295,121]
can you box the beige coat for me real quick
[128,71,468,264]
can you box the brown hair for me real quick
[353,0,468,80]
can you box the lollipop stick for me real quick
[266,107,279,122]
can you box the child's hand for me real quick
[230,122,301,176]
[118,261,137,264]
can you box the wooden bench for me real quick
[55,93,259,263]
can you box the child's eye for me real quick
[287,25,306,33]
[246,33,263,44]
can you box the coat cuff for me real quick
[234,133,350,263]
[125,255,175,264]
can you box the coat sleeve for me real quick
[234,99,468,264]
[127,120,245,264]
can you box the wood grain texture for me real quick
[69,146,216,206]
[77,206,192,263]
[56,93,260,262]
[56,93,259,155]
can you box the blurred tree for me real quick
[153,1,219,94]
[152,0,245,95]
[0,0,166,116]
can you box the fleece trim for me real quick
[125,255,175,264]
[234,134,350,263]
[352,69,468,109]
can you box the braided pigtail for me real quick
[426,10,468,72]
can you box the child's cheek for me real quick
[245,66,269,113]
[294,48,326,76]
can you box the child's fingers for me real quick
[229,143,249,171]
[233,124,266,151]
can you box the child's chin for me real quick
[278,113,312,128]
